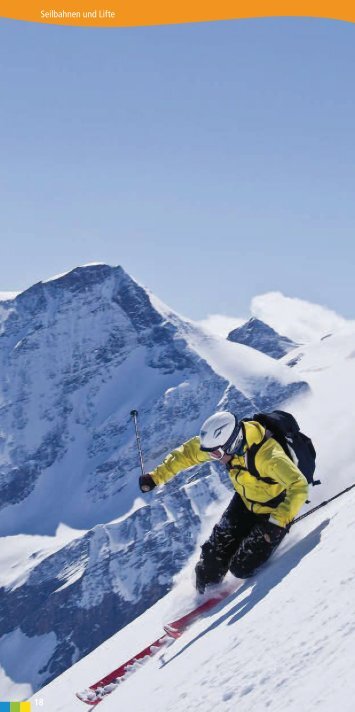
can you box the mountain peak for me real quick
[39,263,128,294]
[227,317,297,359]
[9,264,142,307]
[43,263,120,285]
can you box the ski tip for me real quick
[76,690,102,706]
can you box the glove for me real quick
[262,517,289,544]
[269,515,291,532]
[139,473,157,493]
[268,515,287,529]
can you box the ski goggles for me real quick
[207,425,245,459]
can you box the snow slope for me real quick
[281,321,355,495]
[35,489,355,712]
[33,313,355,712]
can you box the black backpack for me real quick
[244,410,320,486]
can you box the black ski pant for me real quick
[195,493,287,592]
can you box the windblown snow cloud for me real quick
[251,292,350,343]
[196,315,246,338]
[198,293,351,343]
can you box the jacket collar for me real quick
[242,420,266,449]
[229,420,266,469]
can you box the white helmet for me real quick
[199,411,243,455]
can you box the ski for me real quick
[163,590,230,638]
[76,589,233,705]
[76,633,172,705]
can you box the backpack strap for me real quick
[243,423,281,485]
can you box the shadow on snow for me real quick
[161,518,330,667]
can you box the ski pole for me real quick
[130,409,145,477]
[292,481,355,525]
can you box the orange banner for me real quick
[1,0,354,27]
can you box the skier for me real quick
[139,411,309,593]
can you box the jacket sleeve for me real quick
[257,439,309,526]
[150,436,211,486]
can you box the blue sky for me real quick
[0,18,354,319]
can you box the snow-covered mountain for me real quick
[227,317,297,359]
[0,265,309,695]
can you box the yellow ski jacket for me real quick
[150,420,308,527]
